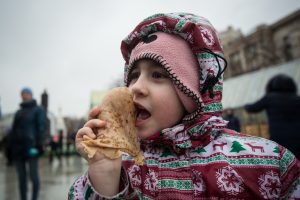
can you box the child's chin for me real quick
[138,134,148,140]
[138,132,153,140]
[138,130,160,141]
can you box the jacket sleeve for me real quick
[68,168,136,200]
[234,117,241,132]
[35,107,47,145]
[244,95,268,113]
[278,146,300,199]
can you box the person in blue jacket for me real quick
[10,87,46,200]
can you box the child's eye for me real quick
[152,71,168,79]
[128,71,140,84]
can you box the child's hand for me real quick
[76,107,122,196]
[75,107,105,161]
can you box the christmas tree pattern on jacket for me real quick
[69,129,300,200]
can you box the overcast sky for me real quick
[1,0,300,118]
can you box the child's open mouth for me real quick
[137,108,151,120]
[135,104,151,126]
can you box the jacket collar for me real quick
[20,99,37,108]
[140,114,228,154]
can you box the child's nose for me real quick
[129,77,149,97]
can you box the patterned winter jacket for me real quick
[68,120,300,200]
[68,12,300,200]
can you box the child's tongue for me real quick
[137,109,151,120]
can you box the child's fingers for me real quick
[88,106,101,120]
[84,119,106,129]
[76,127,97,140]
[83,135,92,140]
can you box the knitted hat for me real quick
[128,32,199,113]
[21,87,33,95]
[121,13,227,122]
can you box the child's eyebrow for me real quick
[130,66,139,73]
[129,64,138,72]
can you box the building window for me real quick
[283,36,293,61]
[245,44,257,60]
[229,52,242,75]
[245,43,258,70]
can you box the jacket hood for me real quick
[121,12,227,122]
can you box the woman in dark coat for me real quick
[245,74,300,159]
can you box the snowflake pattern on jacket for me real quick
[68,124,300,200]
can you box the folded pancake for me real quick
[82,87,144,165]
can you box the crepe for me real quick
[81,87,144,165]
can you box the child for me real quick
[68,13,300,199]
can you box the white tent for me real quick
[222,58,300,109]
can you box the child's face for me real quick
[128,59,185,139]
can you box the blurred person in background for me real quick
[49,130,63,163]
[57,129,64,157]
[49,133,60,163]
[10,87,47,200]
[245,74,300,159]
[223,108,241,132]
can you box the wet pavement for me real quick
[0,153,88,200]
